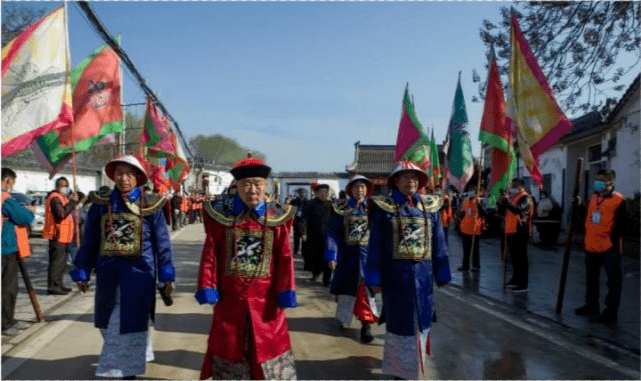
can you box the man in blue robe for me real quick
[326,175,379,343]
[365,161,451,380]
[70,155,175,379]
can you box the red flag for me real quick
[478,47,516,206]
[395,85,430,170]
[57,45,122,147]
[141,97,176,158]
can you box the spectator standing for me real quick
[301,183,333,286]
[43,177,79,295]
[290,188,308,255]
[1,168,34,333]
[498,178,533,292]
[575,169,627,324]
[457,191,486,271]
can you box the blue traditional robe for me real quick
[70,189,175,334]
[365,189,451,379]
[326,197,369,296]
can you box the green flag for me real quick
[444,74,473,193]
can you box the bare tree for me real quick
[1,4,46,47]
[473,1,640,115]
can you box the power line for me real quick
[75,1,193,159]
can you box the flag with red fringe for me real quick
[509,14,573,187]
[1,6,73,157]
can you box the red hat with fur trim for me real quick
[230,153,271,180]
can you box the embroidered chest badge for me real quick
[392,216,432,261]
[226,229,274,278]
[100,213,142,258]
[344,214,369,246]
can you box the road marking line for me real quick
[1,298,94,379]
[439,288,640,379]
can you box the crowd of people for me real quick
[0,153,629,379]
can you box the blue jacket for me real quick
[70,189,175,334]
[326,197,369,296]
[2,196,34,255]
[365,189,451,335]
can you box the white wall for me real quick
[608,89,640,199]
[535,146,566,205]
[12,169,101,195]
[206,170,234,196]
[276,177,348,205]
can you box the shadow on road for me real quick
[44,312,94,324]
[295,355,383,380]
[152,349,203,372]
[153,312,211,335]
[3,354,99,380]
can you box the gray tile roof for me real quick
[346,144,396,175]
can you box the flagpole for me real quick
[62,0,80,248]
[509,6,521,180]
[117,34,124,158]
[555,158,584,313]
[468,146,484,270]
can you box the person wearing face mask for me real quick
[326,175,379,343]
[1,168,35,333]
[42,176,79,295]
[365,161,451,380]
[498,178,533,292]
[575,169,627,324]
[458,190,486,271]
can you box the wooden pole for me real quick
[468,149,484,270]
[17,257,44,322]
[555,158,584,314]
[502,221,508,289]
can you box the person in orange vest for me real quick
[498,178,533,293]
[457,190,486,271]
[1,168,34,333]
[43,176,79,295]
[180,194,189,225]
[436,186,454,246]
[575,169,627,324]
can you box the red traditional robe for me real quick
[197,196,297,380]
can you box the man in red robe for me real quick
[196,155,297,380]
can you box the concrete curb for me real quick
[1,226,188,363]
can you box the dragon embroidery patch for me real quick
[100,213,142,258]
[344,214,369,246]
[226,229,274,278]
[392,216,432,261]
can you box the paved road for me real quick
[2,223,639,379]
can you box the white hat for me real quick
[387,160,428,189]
[105,155,148,187]
[346,175,373,197]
